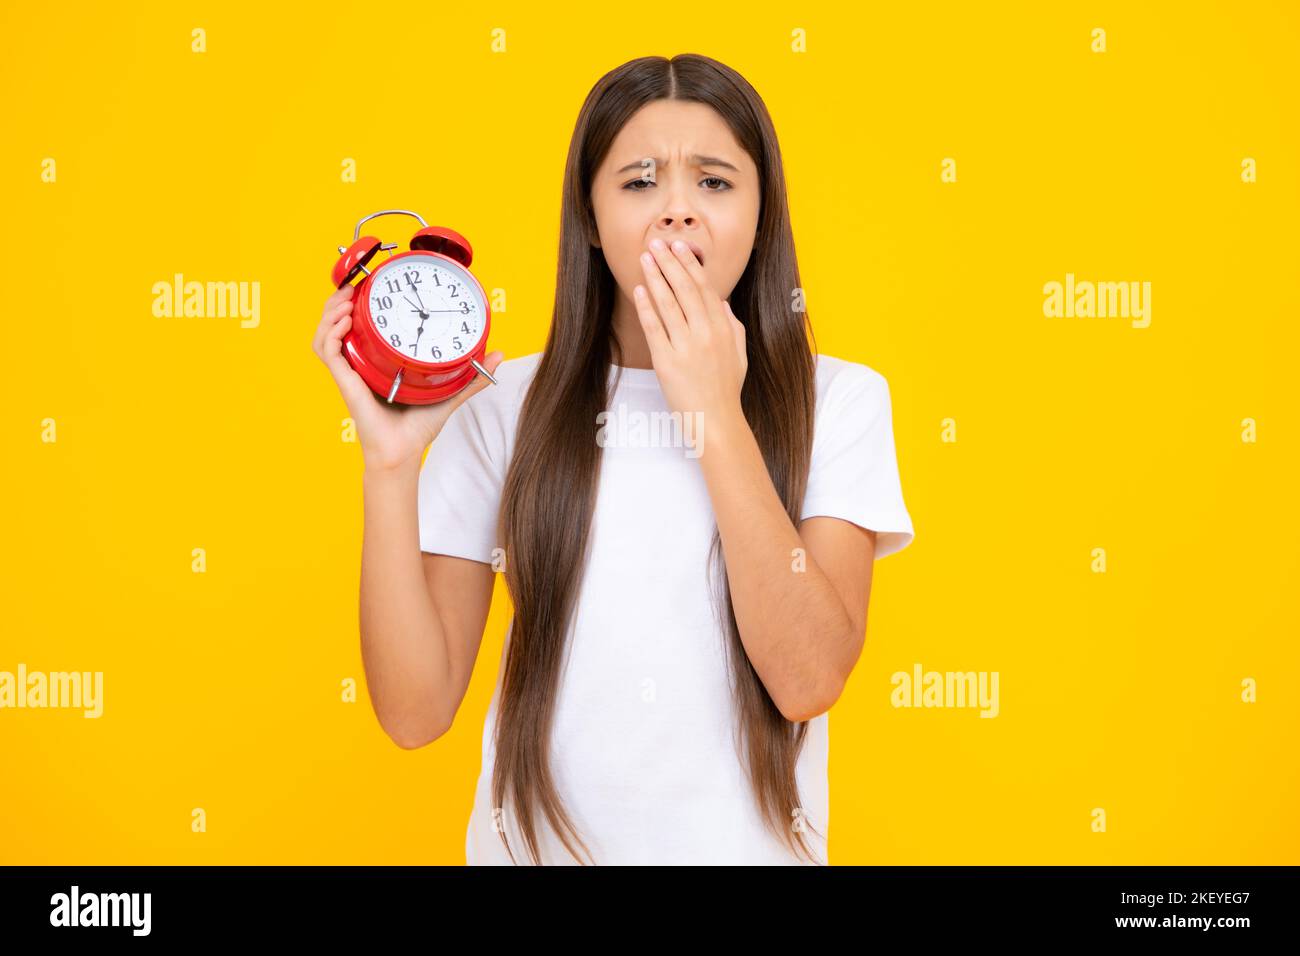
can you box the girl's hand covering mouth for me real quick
[645,239,704,265]
[633,237,747,426]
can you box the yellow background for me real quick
[3,1,1296,864]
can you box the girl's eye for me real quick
[622,177,733,191]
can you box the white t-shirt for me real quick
[417,351,915,865]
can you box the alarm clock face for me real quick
[366,255,486,365]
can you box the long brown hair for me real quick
[494,52,824,865]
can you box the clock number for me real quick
[431,345,442,361]
[375,295,393,310]
[385,278,401,294]
[460,301,470,314]
[460,321,471,334]
[453,336,463,352]
[389,333,401,348]
[375,315,388,328]
[404,271,422,289]
[447,284,458,297]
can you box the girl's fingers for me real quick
[725,300,742,331]
[662,240,711,320]
[321,315,374,407]
[323,312,353,364]
[320,286,354,321]
[445,350,502,409]
[316,305,351,364]
[633,285,671,355]
[726,301,747,365]
[640,250,688,346]
[314,299,354,353]
[312,288,373,413]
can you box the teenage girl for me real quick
[311,53,914,865]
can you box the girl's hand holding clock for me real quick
[633,238,747,422]
[312,284,504,474]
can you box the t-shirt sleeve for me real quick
[417,391,506,565]
[800,365,915,559]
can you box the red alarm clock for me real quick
[331,209,496,405]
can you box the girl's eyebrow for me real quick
[615,154,740,174]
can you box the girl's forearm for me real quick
[359,461,451,747]
[696,406,856,722]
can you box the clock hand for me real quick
[403,295,423,314]
[410,311,428,355]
